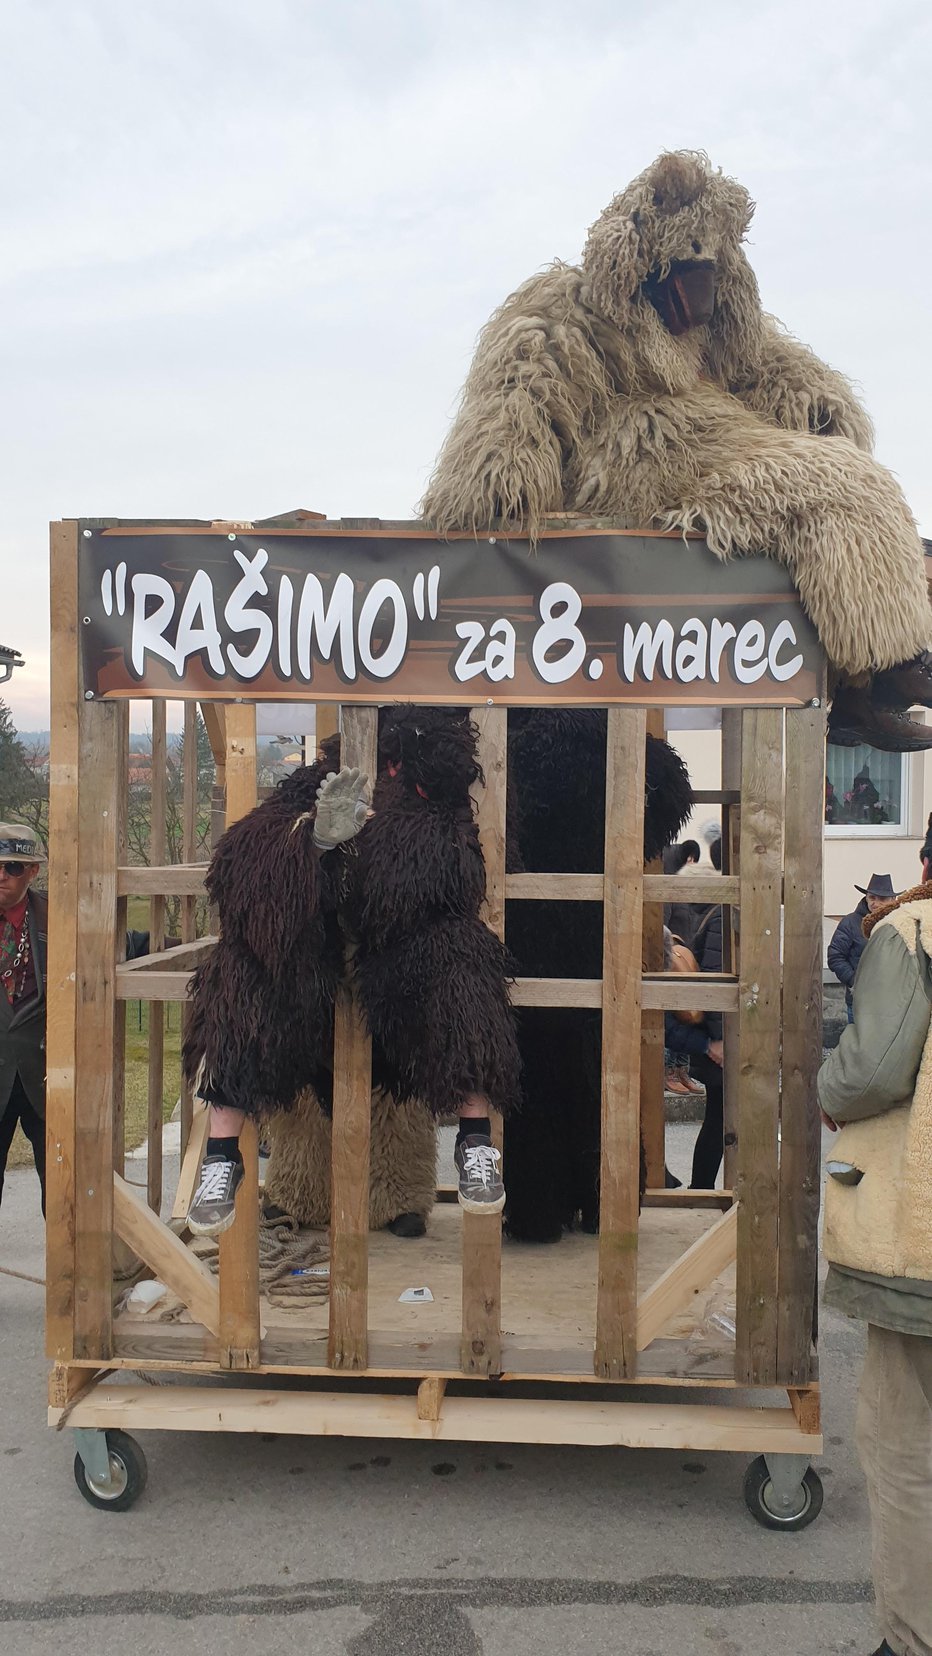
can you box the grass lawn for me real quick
[8,1001,183,1171]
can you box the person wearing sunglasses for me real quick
[0,823,47,1214]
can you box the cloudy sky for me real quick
[2,0,930,728]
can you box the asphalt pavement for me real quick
[0,1124,876,1656]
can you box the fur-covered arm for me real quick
[735,316,874,451]
[422,273,594,540]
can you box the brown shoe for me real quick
[665,1072,691,1094]
[679,1070,706,1095]
[873,650,932,709]
[829,686,932,752]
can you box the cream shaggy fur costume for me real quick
[263,1089,437,1230]
[423,150,929,677]
[823,897,932,1282]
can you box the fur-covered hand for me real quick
[312,767,372,849]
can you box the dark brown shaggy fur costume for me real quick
[503,712,692,1242]
[350,705,521,1117]
[184,710,520,1130]
[183,745,343,1118]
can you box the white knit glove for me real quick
[311,766,372,849]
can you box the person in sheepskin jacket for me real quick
[819,883,932,1656]
[423,149,932,752]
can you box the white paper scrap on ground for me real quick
[398,1286,434,1303]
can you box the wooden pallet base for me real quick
[52,1378,821,1456]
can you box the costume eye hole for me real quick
[692,240,702,255]
[631,210,641,230]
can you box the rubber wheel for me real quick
[73,1431,148,1512]
[743,1456,823,1531]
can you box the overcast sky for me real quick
[2,0,930,728]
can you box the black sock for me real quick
[207,1135,242,1162]
[457,1116,491,1147]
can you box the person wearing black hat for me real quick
[0,823,48,1212]
[828,874,899,1024]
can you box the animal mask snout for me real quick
[643,258,717,336]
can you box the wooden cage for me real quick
[46,517,827,1512]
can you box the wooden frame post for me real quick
[328,704,378,1371]
[461,704,507,1376]
[179,697,199,1158]
[147,698,167,1211]
[46,522,81,1363]
[218,702,261,1370]
[777,703,825,1384]
[720,707,741,1192]
[734,709,784,1386]
[641,709,666,1190]
[72,696,123,1360]
[595,706,646,1380]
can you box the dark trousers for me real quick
[688,1050,724,1190]
[0,1073,46,1214]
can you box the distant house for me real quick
[0,642,24,686]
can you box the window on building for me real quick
[824,744,908,835]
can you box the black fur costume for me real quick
[184,707,520,1123]
[503,711,692,1242]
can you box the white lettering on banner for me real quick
[531,583,587,683]
[357,579,408,678]
[296,571,357,682]
[226,548,274,679]
[622,620,675,681]
[130,574,178,676]
[768,618,805,682]
[101,555,810,697]
[175,569,225,676]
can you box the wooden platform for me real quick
[107,1201,741,1384]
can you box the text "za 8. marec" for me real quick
[108,549,806,689]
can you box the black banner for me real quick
[75,523,823,707]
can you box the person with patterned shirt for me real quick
[0,823,48,1213]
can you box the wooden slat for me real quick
[595,706,645,1380]
[147,700,167,1212]
[111,703,129,1177]
[788,1385,821,1435]
[641,709,666,1191]
[641,975,738,1013]
[636,1204,738,1350]
[777,704,825,1385]
[60,1384,821,1454]
[734,709,784,1386]
[121,966,740,1013]
[505,872,740,904]
[115,969,194,1002]
[643,874,739,905]
[328,705,378,1371]
[459,705,507,1376]
[689,790,741,805]
[171,1102,211,1221]
[199,702,226,771]
[217,702,261,1370]
[179,700,199,1156]
[511,977,602,1008]
[417,1377,447,1422]
[45,522,81,1363]
[120,937,217,972]
[505,873,603,901]
[113,1172,221,1336]
[642,1188,734,1210]
[72,698,122,1361]
[720,709,741,1189]
[117,864,208,896]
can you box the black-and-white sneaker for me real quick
[187,1154,244,1237]
[454,1135,505,1214]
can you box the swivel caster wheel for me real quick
[73,1429,148,1511]
[743,1454,823,1531]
